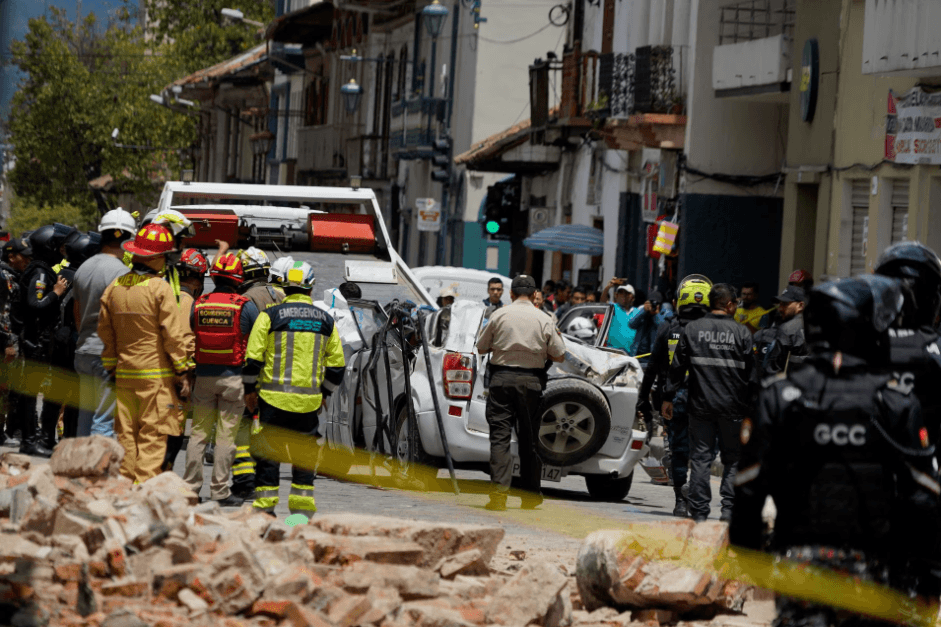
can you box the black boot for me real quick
[673,492,689,518]
[20,414,53,458]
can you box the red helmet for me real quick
[178,248,208,276]
[210,252,244,285]
[788,269,813,285]
[122,224,174,258]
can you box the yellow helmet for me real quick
[676,274,712,312]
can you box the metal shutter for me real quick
[891,180,909,243]
[850,181,870,276]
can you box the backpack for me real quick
[753,326,788,378]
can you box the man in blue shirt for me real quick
[603,282,639,352]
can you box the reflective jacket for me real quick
[98,270,195,387]
[243,293,345,413]
[731,355,941,580]
[664,312,757,418]
[194,292,252,366]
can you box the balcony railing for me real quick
[574,46,686,120]
[389,97,446,159]
[347,135,390,180]
[719,0,795,45]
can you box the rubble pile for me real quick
[0,437,582,627]
[575,521,750,622]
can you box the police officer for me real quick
[243,261,345,517]
[0,238,27,448]
[183,252,258,506]
[731,276,941,625]
[875,242,941,449]
[98,223,195,483]
[20,224,73,453]
[637,274,712,517]
[752,285,809,378]
[476,275,566,511]
[662,283,756,522]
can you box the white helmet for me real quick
[269,256,295,284]
[98,208,137,236]
[151,209,194,238]
[565,316,597,341]
[240,246,270,282]
[283,261,316,289]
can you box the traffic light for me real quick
[431,138,451,183]
[482,177,521,241]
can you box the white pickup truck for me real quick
[149,182,648,501]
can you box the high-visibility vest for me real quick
[194,292,251,366]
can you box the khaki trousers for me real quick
[115,379,179,484]
[183,375,244,500]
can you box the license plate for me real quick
[512,461,564,482]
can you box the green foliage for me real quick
[140,0,274,74]
[8,196,95,236]
[7,6,195,218]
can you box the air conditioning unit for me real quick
[529,207,551,235]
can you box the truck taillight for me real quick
[443,352,474,399]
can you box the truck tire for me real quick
[585,471,634,502]
[392,403,440,491]
[536,378,611,466]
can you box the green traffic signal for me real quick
[486,221,500,234]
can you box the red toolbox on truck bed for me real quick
[179,209,240,248]
[309,214,376,254]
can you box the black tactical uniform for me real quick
[732,275,941,627]
[665,284,756,522]
[0,248,23,446]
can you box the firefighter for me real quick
[161,248,208,472]
[20,224,73,454]
[636,274,712,517]
[98,223,195,483]
[874,241,941,451]
[731,275,941,625]
[230,247,284,499]
[149,209,195,306]
[269,256,294,287]
[183,252,258,506]
[243,261,345,517]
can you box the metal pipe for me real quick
[417,310,459,494]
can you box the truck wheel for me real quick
[585,471,634,502]
[392,404,440,491]
[536,379,611,466]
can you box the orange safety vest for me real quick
[194,292,251,367]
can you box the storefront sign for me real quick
[416,198,440,232]
[886,87,941,164]
[799,38,819,123]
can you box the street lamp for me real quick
[341,79,363,115]
[422,0,449,100]
[221,7,266,28]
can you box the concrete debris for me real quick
[0,437,757,627]
[575,522,751,618]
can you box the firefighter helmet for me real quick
[178,248,208,277]
[122,224,175,258]
[269,256,295,284]
[283,261,316,289]
[98,208,137,237]
[210,252,245,285]
[240,246,270,283]
[676,274,712,312]
[150,209,195,238]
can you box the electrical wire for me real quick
[478,22,554,44]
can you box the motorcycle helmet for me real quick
[805,275,904,363]
[676,274,712,317]
[875,241,941,328]
[29,223,78,264]
[64,231,103,267]
[565,316,597,342]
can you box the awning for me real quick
[524,224,604,256]
[266,1,335,44]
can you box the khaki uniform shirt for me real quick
[476,299,566,368]
[99,271,196,388]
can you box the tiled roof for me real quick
[171,44,268,88]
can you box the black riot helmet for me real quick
[875,241,941,328]
[805,275,904,363]
[64,231,102,268]
[29,223,77,265]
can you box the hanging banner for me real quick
[416,198,440,232]
[886,87,941,164]
[652,220,679,256]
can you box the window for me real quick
[891,180,909,243]
[850,180,870,276]
[305,76,329,127]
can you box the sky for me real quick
[0,0,137,128]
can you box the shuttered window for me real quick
[850,181,870,276]
[891,180,909,244]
